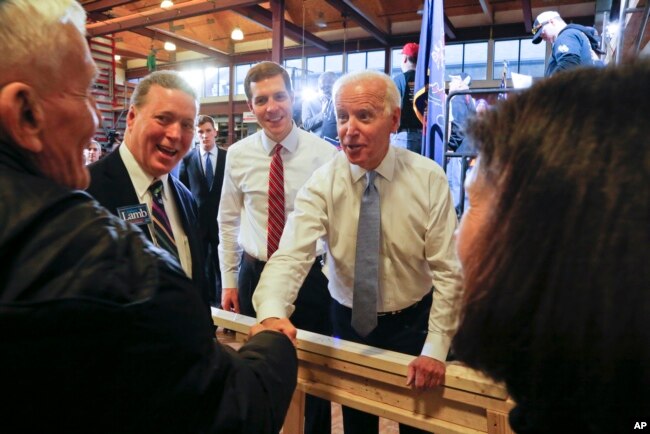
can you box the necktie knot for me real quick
[365,171,377,189]
[149,179,164,197]
[274,143,283,155]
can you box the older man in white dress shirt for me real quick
[253,70,463,434]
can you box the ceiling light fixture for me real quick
[231,27,244,41]
[114,54,121,61]
[160,0,174,9]
[163,41,176,51]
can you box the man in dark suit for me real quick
[179,115,226,307]
[87,70,214,308]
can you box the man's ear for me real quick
[126,104,137,129]
[247,100,254,113]
[0,82,46,153]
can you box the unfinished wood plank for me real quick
[486,410,514,434]
[282,389,305,434]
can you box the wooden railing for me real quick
[212,308,514,434]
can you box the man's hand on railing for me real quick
[221,287,240,313]
[406,355,446,390]
[259,317,298,345]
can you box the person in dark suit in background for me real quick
[87,70,214,309]
[179,115,226,307]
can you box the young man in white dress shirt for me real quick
[253,70,463,434]
[217,61,337,434]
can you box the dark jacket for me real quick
[178,147,227,244]
[0,141,297,433]
[87,148,215,308]
[546,25,597,77]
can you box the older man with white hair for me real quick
[0,1,297,432]
[253,70,463,434]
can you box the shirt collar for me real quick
[199,145,214,158]
[119,141,169,202]
[349,145,395,184]
[261,122,299,155]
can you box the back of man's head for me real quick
[402,43,419,65]
[244,61,293,101]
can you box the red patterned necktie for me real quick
[267,144,285,258]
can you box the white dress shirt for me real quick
[119,143,193,278]
[218,123,338,289]
[253,146,463,361]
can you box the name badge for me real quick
[117,204,151,226]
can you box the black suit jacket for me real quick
[86,149,213,308]
[178,147,226,243]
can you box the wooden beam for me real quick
[235,5,331,51]
[478,0,494,24]
[270,0,285,64]
[83,0,138,13]
[213,309,515,434]
[324,0,389,46]
[444,14,457,40]
[131,27,230,62]
[87,0,263,37]
[520,0,533,34]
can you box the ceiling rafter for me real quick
[132,27,231,62]
[235,5,331,51]
[86,0,263,37]
[478,0,494,24]
[83,0,138,13]
[520,0,533,33]
[87,10,230,61]
[444,14,457,39]
[324,0,389,46]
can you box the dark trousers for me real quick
[206,240,222,307]
[331,292,433,434]
[238,253,332,434]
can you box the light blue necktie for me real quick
[352,170,380,337]
[205,151,214,189]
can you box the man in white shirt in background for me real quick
[253,70,463,434]
[218,61,337,434]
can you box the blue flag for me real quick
[413,0,446,166]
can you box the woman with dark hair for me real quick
[452,61,649,433]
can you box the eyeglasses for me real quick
[532,20,551,35]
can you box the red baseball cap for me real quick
[402,42,419,57]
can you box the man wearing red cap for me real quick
[391,42,423,154]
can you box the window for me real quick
[346,52,366,72]
[235,63,253,95]
[324,54,343,73]
[204,66,230,97]
[493,39,545,79]
[445,42,488,80]
[346,50,385,73]
[179,69,204,98]
[391,48,402,77]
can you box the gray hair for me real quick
[0,0,86,86]
[130,70,198,108]
[332,70,401,115]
